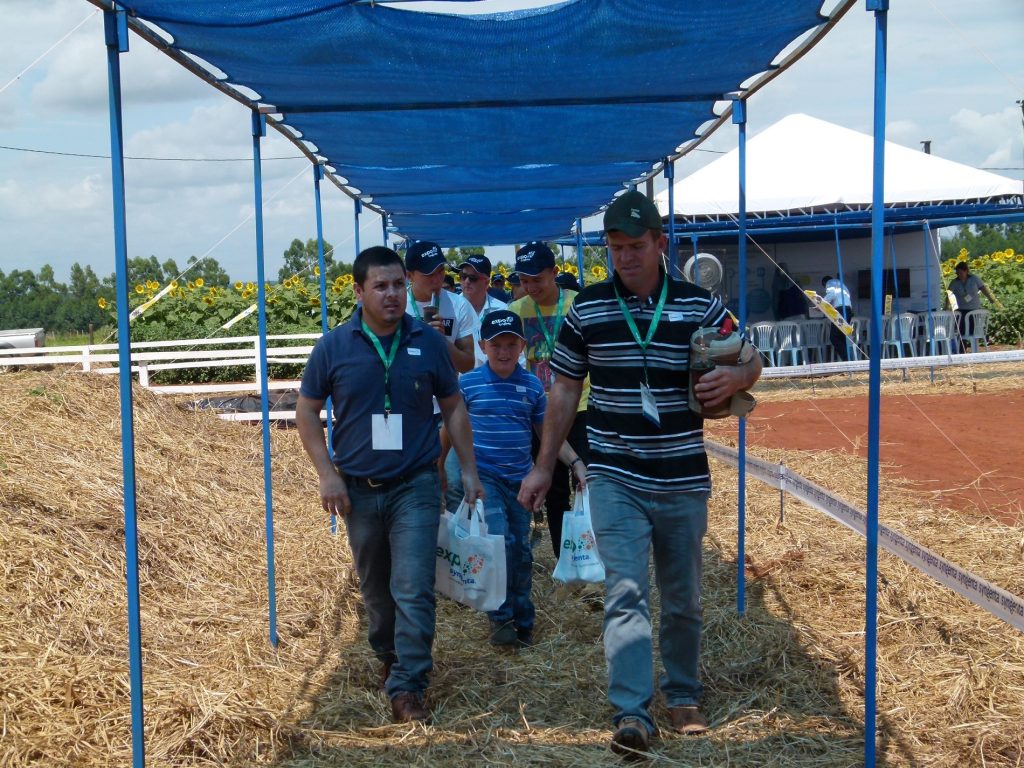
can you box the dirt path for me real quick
[707,389,1024,523]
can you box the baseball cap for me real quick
[480,310,526,341]
[457,254,492,277]
[406,241,447,274]
[514,242,556,275]
[555,272,581,292]
[603,190,663,237]
[507,272,521,286]
[490,273,506,284]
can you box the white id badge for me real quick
[640,383,661,427]
[371,413,403,450]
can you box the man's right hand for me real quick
[517,466,553,512]
[320,471,351,517]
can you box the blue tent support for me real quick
[353,198,363,256]
[103,8,146,767]
[575,218,585,279]
[666,158,677,276]
[690,234,700,288]
[733,98,748,616]
[866,1,889,764]
[313,164,337,535]
[251,110,279,649]
[833,218,854,362]
[923,220,936,380]
[888,229,909,377]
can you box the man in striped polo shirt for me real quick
[518,190,762,755]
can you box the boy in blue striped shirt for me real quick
[450,310,586,649]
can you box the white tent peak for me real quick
[657,113,1023,219]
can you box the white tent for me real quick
[656,113,1022,218]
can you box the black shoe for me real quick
[489,619,518,647]
[390,691,430,724]
[610,717,652,760]
[515,626,534,648]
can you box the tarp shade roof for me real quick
[657,113,1024,220]
[110,0,852,246]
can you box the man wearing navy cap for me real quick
[519,191,762,754]
[405,241,476,373]
[508,241,591,560]
[489,272,512,303]
[456,253,508,368]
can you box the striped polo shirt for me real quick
[550,270,728,493]
[459,362,547,482]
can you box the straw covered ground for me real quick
[1,370,1022,767]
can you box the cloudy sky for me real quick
[1,0,1021,283]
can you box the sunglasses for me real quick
[459,272,483,283]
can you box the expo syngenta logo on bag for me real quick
[562,530,598,563]
[436,546,486,585]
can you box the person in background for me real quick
[442,273,458,293]
[404,241,476,373]
[489,272,512,303]
[508,272,526,302]
[821,275,853,361]
[449,310,586,649]
[518,191,762,756]
[295,245,482,725]
[508,241,590,560]
[456,254,508,367]
[555,271,582,293]
[945,260,1002,352]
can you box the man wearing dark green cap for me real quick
[519,189,762,756]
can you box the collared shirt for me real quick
[405,287,476,341]
[948,274,986,312]
[550,270,728,493]
[508,289,590,411]
[823,278,852,309]
[459,362,546,481]
[467,293,508,368]
[300,308,459,478]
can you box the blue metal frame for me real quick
[251,110,279,648]
[923,220,936,372]
[313,164,337,534]
[833,218,853,358]
[104,8,145,767]
[733,99,748,616]
[666,157,677,277]
[866,0,889,763]
[353,198,362,256]
[575,218,585,279]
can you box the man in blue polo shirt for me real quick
[296,246,482,725]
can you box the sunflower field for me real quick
[97,270,357,383]
[941,247,1024,346]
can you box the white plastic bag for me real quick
[553,488,606,584]
[435,499,507,611]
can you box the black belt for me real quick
[342,463,433,491]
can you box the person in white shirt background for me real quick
[822,275,853,361]
[456,254,508,368]
[404,241,476,373]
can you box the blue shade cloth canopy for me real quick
[111,0,846,246]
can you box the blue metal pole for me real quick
[251,111,278,648]
[666,158,677,277]
[104,9,145,767]
[382,212,389,247]
[923,220,936,365]
[733,100,748,616]
[889,231,904,349]
[833,218,853,359]
[866,1,888,764]
[353,198,362,256]
[575,218,585,282]
[313,165,336,534]
[691,234,700,288]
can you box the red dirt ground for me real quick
[707,389,1024,524]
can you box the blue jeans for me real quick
[343,467,441,699]
[443,448,463,514]
[479,470,535,632]
[588,475,709,731]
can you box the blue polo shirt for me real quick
[459,363,546,482]
[300,308,459,478]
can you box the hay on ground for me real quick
[0,370,1021,767]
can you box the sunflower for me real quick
[313,265,320,277]
[203,296,214,306]
[170,280,178,289]
[97,297,108,309]
[147,280,159,291]
[971,258,984,270]
[134,284,144,294]
[194,277,205,288]
[235,281,244,291]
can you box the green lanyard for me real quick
[614,275,669,385]
[531,288,565,358]
[361,320,402,415]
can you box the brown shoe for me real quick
[668,705,708,735]
[610,717,652,760]
[390,691,430,724]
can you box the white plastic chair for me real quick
[749,321,777,366]
[774,320,803,366]
[882,313,917,358]
[799,318,830,363]
[849,316,868,360]
[917,311,956,356]
[963,309,991,353]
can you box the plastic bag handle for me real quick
[453,498,485,539]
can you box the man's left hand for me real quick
[693,366,745,409]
